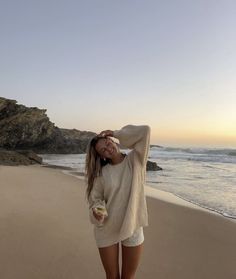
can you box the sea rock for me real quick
[15,150,43,164]
[0,149,42,165]
[150,144,163,148]
[146,160,163,171]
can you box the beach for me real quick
[0,164,236,279]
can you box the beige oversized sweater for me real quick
[87,125,151,248]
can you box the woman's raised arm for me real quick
[113,125,151,167]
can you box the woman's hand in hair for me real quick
[98,130,114,138]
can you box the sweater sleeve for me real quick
[88,176,107,226]
[113,124,151,167]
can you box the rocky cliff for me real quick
[0,97,96,154]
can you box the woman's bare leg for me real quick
[121,243,143,279]
[98,243,120,279]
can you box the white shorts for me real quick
[121,227,144,247]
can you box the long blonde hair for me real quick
[85,136,111,202]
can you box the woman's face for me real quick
[95,137,119,159]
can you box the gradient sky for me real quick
[1,0,236,148]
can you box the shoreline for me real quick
[42,164,236,222]
[146,185,236,221]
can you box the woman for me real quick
[85,124,151,279]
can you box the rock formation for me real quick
[0,148,42,166]
[0,97,96,154]
[146,160,163,171]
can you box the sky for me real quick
[0,0,236,148]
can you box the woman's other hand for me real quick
[98,130,114,138]
[92,208,105,222]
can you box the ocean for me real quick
[39,146,236,220]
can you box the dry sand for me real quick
[0,164,235,279]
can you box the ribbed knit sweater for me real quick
[87,125,151,248]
